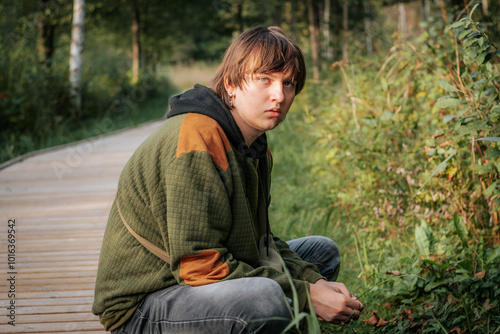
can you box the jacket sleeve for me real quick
[165,149,234,286]
[273,237,325,284]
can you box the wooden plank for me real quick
[0,299,94,310]
[6,304,93,315]
[0,284,95,293]
[12,286,95,293]
[11,249,101,257]
[8,271,98,279]
[16,277,96,286]
[14,312,100,324]
[0,321,105,333]
[29,332,106,334]
[1,297,95,307]
[12,256,100,264]
[9,266,97,273]
[1,262,98,271]
[0,289,94,299]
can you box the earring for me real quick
[229,93,233,108]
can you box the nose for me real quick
[270,81,285,103]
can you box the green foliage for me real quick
[0,4,174,163]
[437,5,500,228]
[359,222,500,334]
[416,220,436,257]
[270,8,499,334]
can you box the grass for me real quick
[160,61,219,92]
[268,96,371,333]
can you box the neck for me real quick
[231,111,262,147]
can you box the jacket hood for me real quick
[167,84,268,159]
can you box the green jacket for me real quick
[92,85,324,331]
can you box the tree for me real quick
[363,0,373,54]
[322,0,333,60]
[69,0,85,115]
[131,0,140,84]
[422,0,431,20]
[307,0,320,80]
[342,0,349,62]
[481,0,489,16]
[398,1,407,40]
[37,0,55,67]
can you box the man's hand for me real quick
[308,279,364,324]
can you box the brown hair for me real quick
[211,26,306,108]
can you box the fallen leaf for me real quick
[403,308,414,321]
[447,294,459,305]
[362,311,380,326]
[377,318,388,327]
[482,298,492,311]
[361,311,389,327]
[474,270,486,279]
[386,270,401,276]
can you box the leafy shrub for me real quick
[0,19,171,164]
[270,8,499,334]
[356,217,500,333]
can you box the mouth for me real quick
[266,108,281,117]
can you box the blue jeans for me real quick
[111,236,340,334]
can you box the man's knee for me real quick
[237,277,291,332]
[288,235,341,281]
[238,277,289,314]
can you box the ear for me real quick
[224,76,234,94]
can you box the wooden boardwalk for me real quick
[0,120,164,333]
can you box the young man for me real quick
[92,26,363,333]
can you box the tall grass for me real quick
[268,89,369,333]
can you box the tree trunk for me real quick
[273,1,283,26]
[236,0,244,35]
[38,0,55,67]
[132,0,141,84]
[69,0,85,116]
[398,2,407,40]
[342,0,349,62]
[331,0,340,59]
[482,0,489,16]
[307,0,320,80]
[290,0,299,42]
[323,0,333,60]
[363,0,373,54]
[422,0,431,20]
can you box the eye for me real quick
[284,81,294,87]
[258,77,269,83]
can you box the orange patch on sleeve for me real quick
[177,114,232,171]
[180,249,230,286]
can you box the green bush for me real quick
[0,19,172,164]
[270,9,499,334]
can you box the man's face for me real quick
[229,71,296,145]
